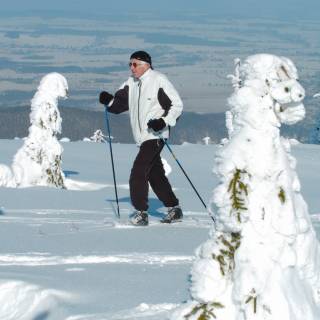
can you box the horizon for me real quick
[1,0,320,20]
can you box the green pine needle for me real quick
[228,169,249,222]
[278,187,286,204]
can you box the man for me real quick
[99,50,183,226]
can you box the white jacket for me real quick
[108,69,183,145]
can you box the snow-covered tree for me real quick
[202,136,211,145]
[173,54,320,320]
[90,129,106,143]
[12,73,68,188]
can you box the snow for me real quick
[0,55,319,319]
[0,139,212,319]
[161,157,172,176]
[173,54,320,320]
[202,136,212,145]
[0,164,15,187]
[90,129,106,143]
[0,138,320,319]
[0,280,73,320]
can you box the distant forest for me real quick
[0,107,228,144]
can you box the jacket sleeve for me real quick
[108,82,129,114]
[157,75,183,127]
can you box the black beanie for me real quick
[130,51,152,67]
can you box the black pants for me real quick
[129,139,179,211]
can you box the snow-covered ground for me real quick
[0,139,319,319]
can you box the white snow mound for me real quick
[0,280,73,320]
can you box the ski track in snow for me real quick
[0,253,194,267]
[0,208,213,232]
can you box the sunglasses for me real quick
[128,61,147,68]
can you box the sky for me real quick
[1,0,320,20]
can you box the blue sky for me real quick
[2,0,320,20]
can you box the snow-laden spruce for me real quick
[90,129,106,143]
[172,54,320,320]
[11,73,68,188]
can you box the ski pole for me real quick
[161,138,215,222]
[104,107,120,219]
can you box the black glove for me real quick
[99,91,114,105]
[147,118,166,132]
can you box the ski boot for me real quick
[161,205,183,223]
[130,210,149,226]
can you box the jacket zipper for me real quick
[137,80,142,133]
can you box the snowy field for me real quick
[0,139,319,319]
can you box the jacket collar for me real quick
[131,68,152,83]
[138,68,152,81]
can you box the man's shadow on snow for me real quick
[32,310,50,320]
[106,197,165,218]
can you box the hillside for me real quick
[0,107,227,144]
[0,106,314,144]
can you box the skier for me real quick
[99,50,183,226]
